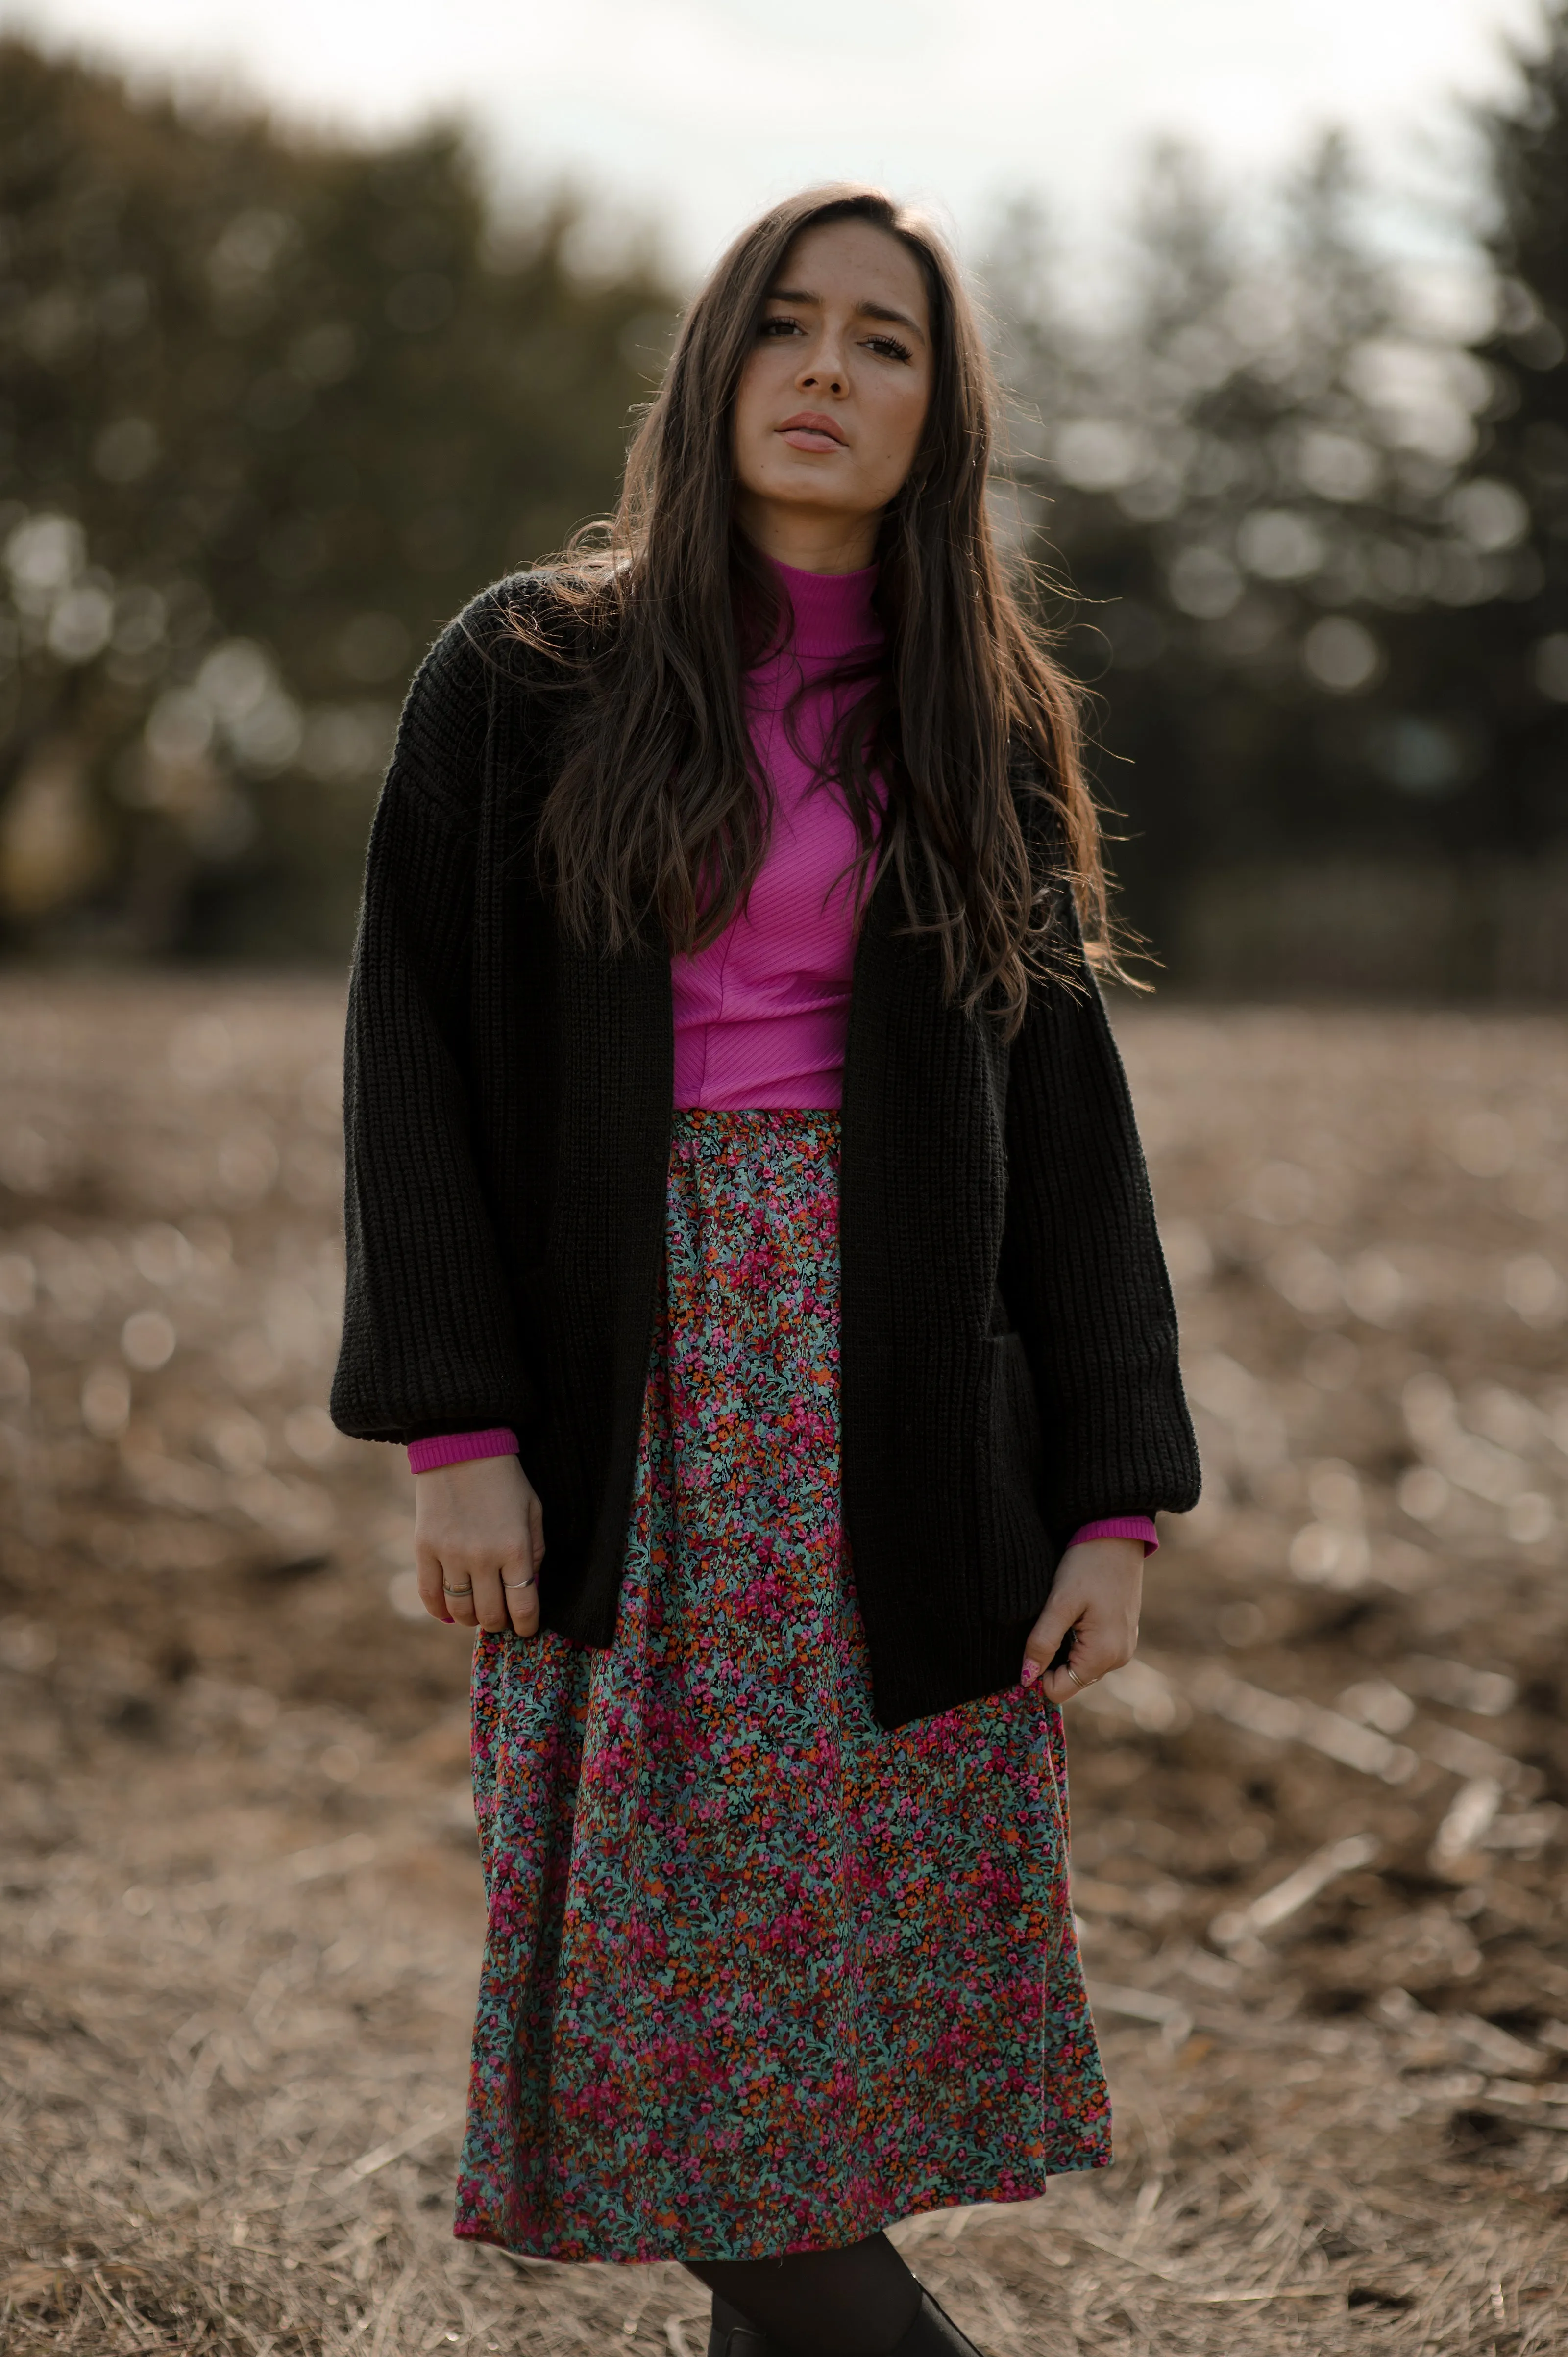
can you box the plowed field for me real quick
[2,978,1565,2355]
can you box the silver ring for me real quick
[442,1581,473,1597]
[502,1575,536,1591]
[1064,1664,1083,1688]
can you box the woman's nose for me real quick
[798,342,844,397]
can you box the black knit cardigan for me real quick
[329,577,1200,1729]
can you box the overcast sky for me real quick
[1,0,1549,280]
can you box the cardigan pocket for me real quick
[975,1331,1057,1621]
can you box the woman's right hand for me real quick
[413,1454,544,1636]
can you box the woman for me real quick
[331,185,1199,2357]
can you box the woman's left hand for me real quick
[1020,1537,1145,1704]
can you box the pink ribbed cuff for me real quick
[1067,1516,1159,1556]
[407,1428,518,1475]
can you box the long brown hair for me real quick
[513,184,1110,1034]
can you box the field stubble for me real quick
[0,976,1566,2356]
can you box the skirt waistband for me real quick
[671,1106,841,1135]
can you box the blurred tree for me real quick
[0,38,676,956]
[1441,1,1568,854]
[993,133,1525,981]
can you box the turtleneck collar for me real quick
[766,554,883,660]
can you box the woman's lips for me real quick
[778,414,846,453]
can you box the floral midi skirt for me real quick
[455,1109,1108,2263]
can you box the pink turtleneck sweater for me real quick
[672,556,883,1111]
[406,557,1156,1556]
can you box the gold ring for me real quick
[1064,1664,1083,1687]
[442,1582,473,1597]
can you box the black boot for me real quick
[705,2283,983,2357]
[887,2286,986,2357]
[707,2292,780,2357]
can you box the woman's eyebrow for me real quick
[858,299,925,341]
[763,285,926,341]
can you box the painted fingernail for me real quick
[1019,1661,1041,1689]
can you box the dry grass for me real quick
[1,977,1567,2354]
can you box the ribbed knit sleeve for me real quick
[329,610,540,1447]
[1001,904,1201,1541]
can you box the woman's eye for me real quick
[866,334,912,363]
[759,316,801,338]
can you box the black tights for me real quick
[687,2232,922,2357]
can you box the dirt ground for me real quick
[1,974,1566,2357]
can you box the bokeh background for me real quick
[2,7,1568,2356]
[0,0,1565,981]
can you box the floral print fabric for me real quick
[456,1108,1109,2263]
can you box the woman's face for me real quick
[731,218,933,571]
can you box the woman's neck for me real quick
[734,497,878,576]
